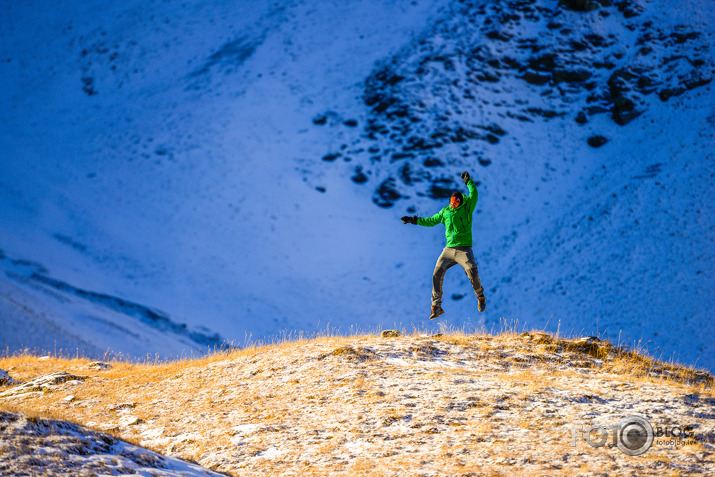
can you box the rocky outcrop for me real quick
[311,0,711,210]
[0,411,220,476]
[3,334,712,475]
[0,371,86,398]
[88,361,112,370]
[0,369,16,386]
[587,135,608,147]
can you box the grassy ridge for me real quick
[1,330,713,475]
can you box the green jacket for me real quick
[417,179,478,247]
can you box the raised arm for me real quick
[461,171,478,213]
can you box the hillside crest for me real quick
[2,331,713,475]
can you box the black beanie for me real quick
[451,191,463,201]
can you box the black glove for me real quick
[461,171,471,184]
[401,215,418,225]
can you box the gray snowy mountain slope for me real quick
[0,0,713,368]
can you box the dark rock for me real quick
[486,30,513,41]
[607,69,644,125]
[593,60,616,69]
[570,40,588,51]
[81,76,97,96]
[528,54,557,71]
[506,111,534,122]
[635,74,659,94]
[612,96,642,125]
[373,178,403,208]
[502,57,522,69]
[398,162,416,185]
[615,0,643,17]
[449,127,481,143]
[0,369,16,386]
[424,157,444,167]
[523,70,551,85]
[479,123,508,136]
[633,163,663,179]
[391,151,415,162]
[684,75,712,90]
[481,71,501,82]
[403,136,441,151]
[658,88,674,102]
[586,105,610,115]
[322,153,341,162]
[552,68,592,84]
[575,111,588,124]
[381,330,400,338]
[351,166,368,184]
[343,119,358,127]
[365,119,389,136]
[559,0,601,12]
[478,156,492,167]
[584,33,606,47]
[498,12,521,25]
[387,104,411,119]
[372,66,405,86]
[364,92,394,112]
[526,107,563,119]
[88,362,112,370]
[670,31,700,45]
[428,178,459,199]
[587,135,608,147]
[315,186,326,193]
[368,92,411,118]
[638,46,653,56]
[312,114,328,125]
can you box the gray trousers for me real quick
[432,246,484,307]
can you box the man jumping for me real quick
[401,171,486,319]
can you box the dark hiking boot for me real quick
[477,295,486,312]
[429,305,445,320]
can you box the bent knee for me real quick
[433,266,449,278]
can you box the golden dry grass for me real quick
[1,330,713,476]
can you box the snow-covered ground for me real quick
[0,409,223,476]
[1,333,713,475]
[0,0,713,369]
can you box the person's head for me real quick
[450,191,463,209]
